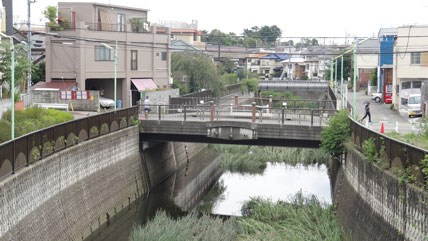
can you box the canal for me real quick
[84,145,333,241]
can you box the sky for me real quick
[11,0,428,41]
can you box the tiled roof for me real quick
[31,81,76,91]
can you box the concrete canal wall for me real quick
[332,147,428,241]
[0,126,145,241]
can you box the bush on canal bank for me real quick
[130,193,346,241]
[212,145,329,174]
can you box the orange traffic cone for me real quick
[380,122,384,134]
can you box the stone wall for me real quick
[32,89,100,111]
[0,126,146,241]
[333,147,428,241]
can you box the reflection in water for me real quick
[84,148,221,241]
[211,163,331,216]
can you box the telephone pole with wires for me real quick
[27,0,36,94]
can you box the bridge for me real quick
[258,80,329,91]
[138,98,337,148]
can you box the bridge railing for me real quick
[139,103,336,126]
[0,106,138,180]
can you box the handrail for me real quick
[0,106,138,180]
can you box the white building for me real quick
[393,25,428,109]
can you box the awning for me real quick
[131,79,158,91]
[273,66,283,71]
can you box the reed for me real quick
[212,145,329,173]
[130,211,241,241]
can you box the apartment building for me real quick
[45,2,171,107]
[393,25,428,109]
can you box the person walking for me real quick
[143,96,151,113]
[361,102,371,122]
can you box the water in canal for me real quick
[85,146,332,241]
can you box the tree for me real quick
[32,62,45,85]
[171,52,223,96]
[243,25,282,46]
[320,109,350,158]
[0,42,30,93]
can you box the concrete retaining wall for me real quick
[142,141,208,189]
[142,89,179,105]
[0,126,146,241]
[333,147,428,241]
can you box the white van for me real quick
[408,94,422,118]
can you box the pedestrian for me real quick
[143,96,151,113]
[361,102,371,122]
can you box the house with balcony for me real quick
[155,20,205,50]
[393,25,428,109]
[259,53,289,78]
[246,53,267,75]
[45,2,171,107]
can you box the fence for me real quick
[350,119,427,186]
[0,106,138,180]
[139,103,336,126]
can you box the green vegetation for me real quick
[0,42,31,92]
[419,155,428,189]
[320,110,350,158]
[131,193,346,241]
[130,211,241,241]
[212,145,329,174]
[201,25,282,47]
[0,107,73,143]
[240,192,347,241]
[43,6,69,30]
[171,52,223,96]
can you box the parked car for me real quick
[407,94,422,118]
[100,97,115,109]
[370,92,382,103]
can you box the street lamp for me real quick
[102,41,118,110]
[0,32,15,140]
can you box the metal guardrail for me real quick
[350,118,427,184]
[337,86,427,187]
[0,106,138,180]
[139,103,336,126]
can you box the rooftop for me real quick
[59,2,150,12]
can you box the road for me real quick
[347,90,418,134]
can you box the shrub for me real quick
[320,109,350,158]
[0,107,73,143]
[362,138,378,163]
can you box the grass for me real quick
[239,192,347,241]
[384,131,428,150]
[0,107,74,143]
[130,211,241,241]
[131,192,346,241]
[211,145,329,174]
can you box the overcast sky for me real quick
[11,0,428,40]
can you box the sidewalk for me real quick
[347,90,416,134]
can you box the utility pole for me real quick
[217,43,220,60]
[353,39,357,120]
[27,0,36,94]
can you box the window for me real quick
[411,52,420,64]
[413,81,422,89]
[116,13,126,32]
[95,46,113,61]
[161,52,167,61]
[131,50,138,70]
[402,82,411,90]
[264,69,269,74]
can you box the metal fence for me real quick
[0,106,138,180]
[350,117,427,185]
[139,103,336,126]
